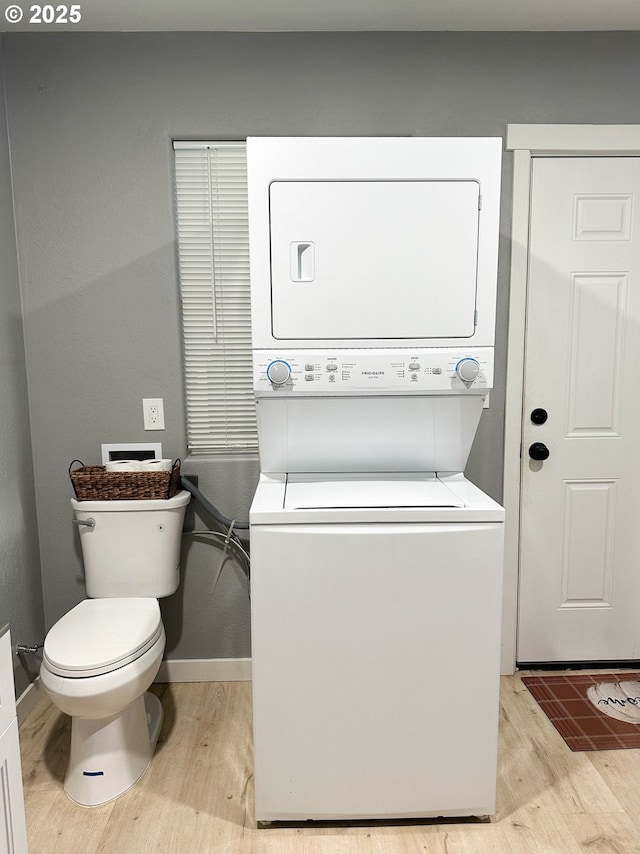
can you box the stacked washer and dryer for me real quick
[247,137,505,822]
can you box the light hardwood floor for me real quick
[19,675,639,853]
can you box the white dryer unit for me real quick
[247,137,505,823]
[247,136,502,351]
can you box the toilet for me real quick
[40,490,190,806]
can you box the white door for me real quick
[517,157,640,664]
[0,629,29,854]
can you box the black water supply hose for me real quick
[179,475,250,592]
[180,475,249,531]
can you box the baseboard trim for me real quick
[17,659,251,723]
[16,676,45,725]
[155,657,252,683]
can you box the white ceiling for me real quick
[2,0,640,33]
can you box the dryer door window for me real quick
[269,180,480,341]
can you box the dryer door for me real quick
[269,180,480,341]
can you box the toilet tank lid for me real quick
[43,598,162,675]
[71,489,190,512]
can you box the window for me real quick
[173,141,256,453]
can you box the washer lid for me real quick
[43,598,162,676]
[284,474,465,510]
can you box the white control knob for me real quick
[456,358,480,383]
[266,360,291,386]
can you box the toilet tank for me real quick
[71,490,190,598]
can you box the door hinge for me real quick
[474,309,478,327]
[478,194,482,211]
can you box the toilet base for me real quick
[65,692,163,807]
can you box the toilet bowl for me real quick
[40,598,166,806]
[40,490,190,807]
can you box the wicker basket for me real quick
[69,459,181,501]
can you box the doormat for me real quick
[521,672,640,751]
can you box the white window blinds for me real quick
[173,142,256,453]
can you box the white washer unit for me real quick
[247,137,505,822]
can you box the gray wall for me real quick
[0,42,46,697]
[2,31,640,662]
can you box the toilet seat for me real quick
[43,598,163,678]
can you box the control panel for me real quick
[253,349,494,395]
